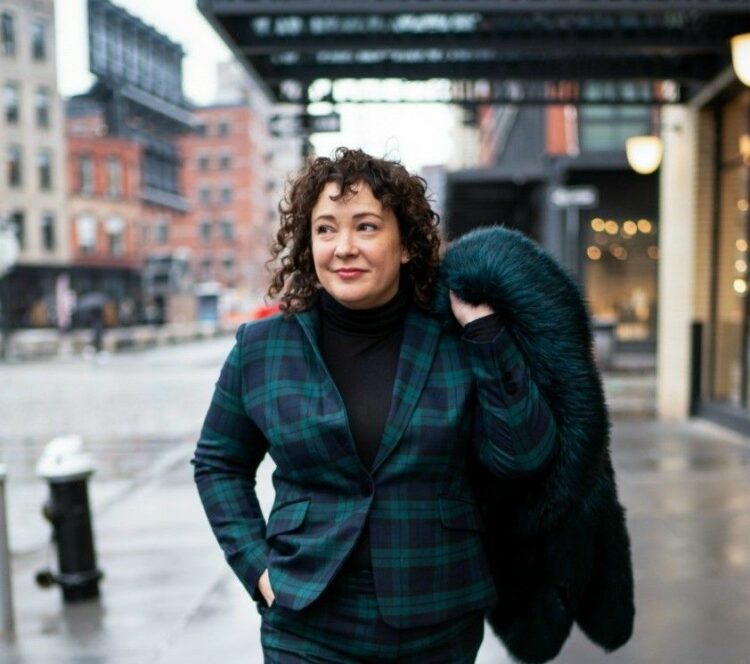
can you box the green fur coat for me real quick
[436,226,635,663]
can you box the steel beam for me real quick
[254,54,721,83]
[200,0,750,16]
[237,35,728,57]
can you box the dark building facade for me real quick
[446,86,659,353]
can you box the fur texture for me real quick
[435,226,635,663]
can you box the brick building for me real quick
[65,101,143,325]
[179,103,274,321]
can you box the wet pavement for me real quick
[2,342,750,662]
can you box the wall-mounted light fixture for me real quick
[731,33,750,86]
[625,135,663,175]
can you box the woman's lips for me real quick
[335,269,365,279]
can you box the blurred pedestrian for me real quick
[192,148,559,662]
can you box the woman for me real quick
[192,148,559,662]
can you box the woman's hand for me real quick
[258,568,275,607]
[449,291,495,327]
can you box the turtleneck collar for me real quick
[319,282,409,336]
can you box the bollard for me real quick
[0,464,14,638]
[35,436,103,602]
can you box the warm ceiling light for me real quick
[605,220,619,235]
[626,135,663,174]
[731,33,750,86]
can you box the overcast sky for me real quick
[54,0,455,171]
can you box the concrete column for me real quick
[657,105,698,419]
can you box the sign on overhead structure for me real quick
[269,112,341,138]
[550,186,599,209]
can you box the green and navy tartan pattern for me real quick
[192,304,558,629]
[259,568,484,663]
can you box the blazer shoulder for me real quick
[237,312,293,346]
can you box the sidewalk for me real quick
[2,322,231,362]
[8,376,750,662]
[0,442,276,663]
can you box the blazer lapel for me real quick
[295,307,367,470]
[370,308,442,474]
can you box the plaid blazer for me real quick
[192,303,558,629]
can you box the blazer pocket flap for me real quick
[439,496,486,532]
[266,498,310,538]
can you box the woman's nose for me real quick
[334,232,358,257]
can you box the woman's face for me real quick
[311,180,409,310]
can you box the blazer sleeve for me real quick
[462,314,558,478]
[191,323,270,603]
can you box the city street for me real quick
[1,337,749,661]
[0,334,236,553]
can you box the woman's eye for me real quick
[359,223,378,231]
[315,225,333,234]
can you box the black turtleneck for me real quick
[319,285,408,472]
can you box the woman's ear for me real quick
[400,245,410,264]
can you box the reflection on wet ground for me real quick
[554,417,750,662]
[613,417,750,474]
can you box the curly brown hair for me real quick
[267,147,442,315]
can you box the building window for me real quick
[37,149,52,190]
[579,83,651,152]
[35,87,50,128]
[4,81,19,124]
[199,186,211,205]
[199,218,212,244]
[78,154,93,195]
[195,122,207,137]
[144,152,179,195]
[218,153,232,170]
[7,144,22,187]
[223,253,235,274]
[106,216,124,256]
[156,219,169,245]
[220,185,233,204]
[41,212,55,251]
[9,210,24,249]
[711,94,750,404]
[220,217,234,241]
[76,214,97,254]
[1,13,15,57]
[217,120,230,137]
[31,20,46,61]
[198,154,210,171]
[200,255,212,279]
[106,156,122,198]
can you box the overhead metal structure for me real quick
[198,0,750,105]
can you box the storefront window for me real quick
[584,214,658,345]
[712,95,750,405]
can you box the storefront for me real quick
[572,169,659,353]
[693,85,750,427]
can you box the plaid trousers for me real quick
[259,565,485,663]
